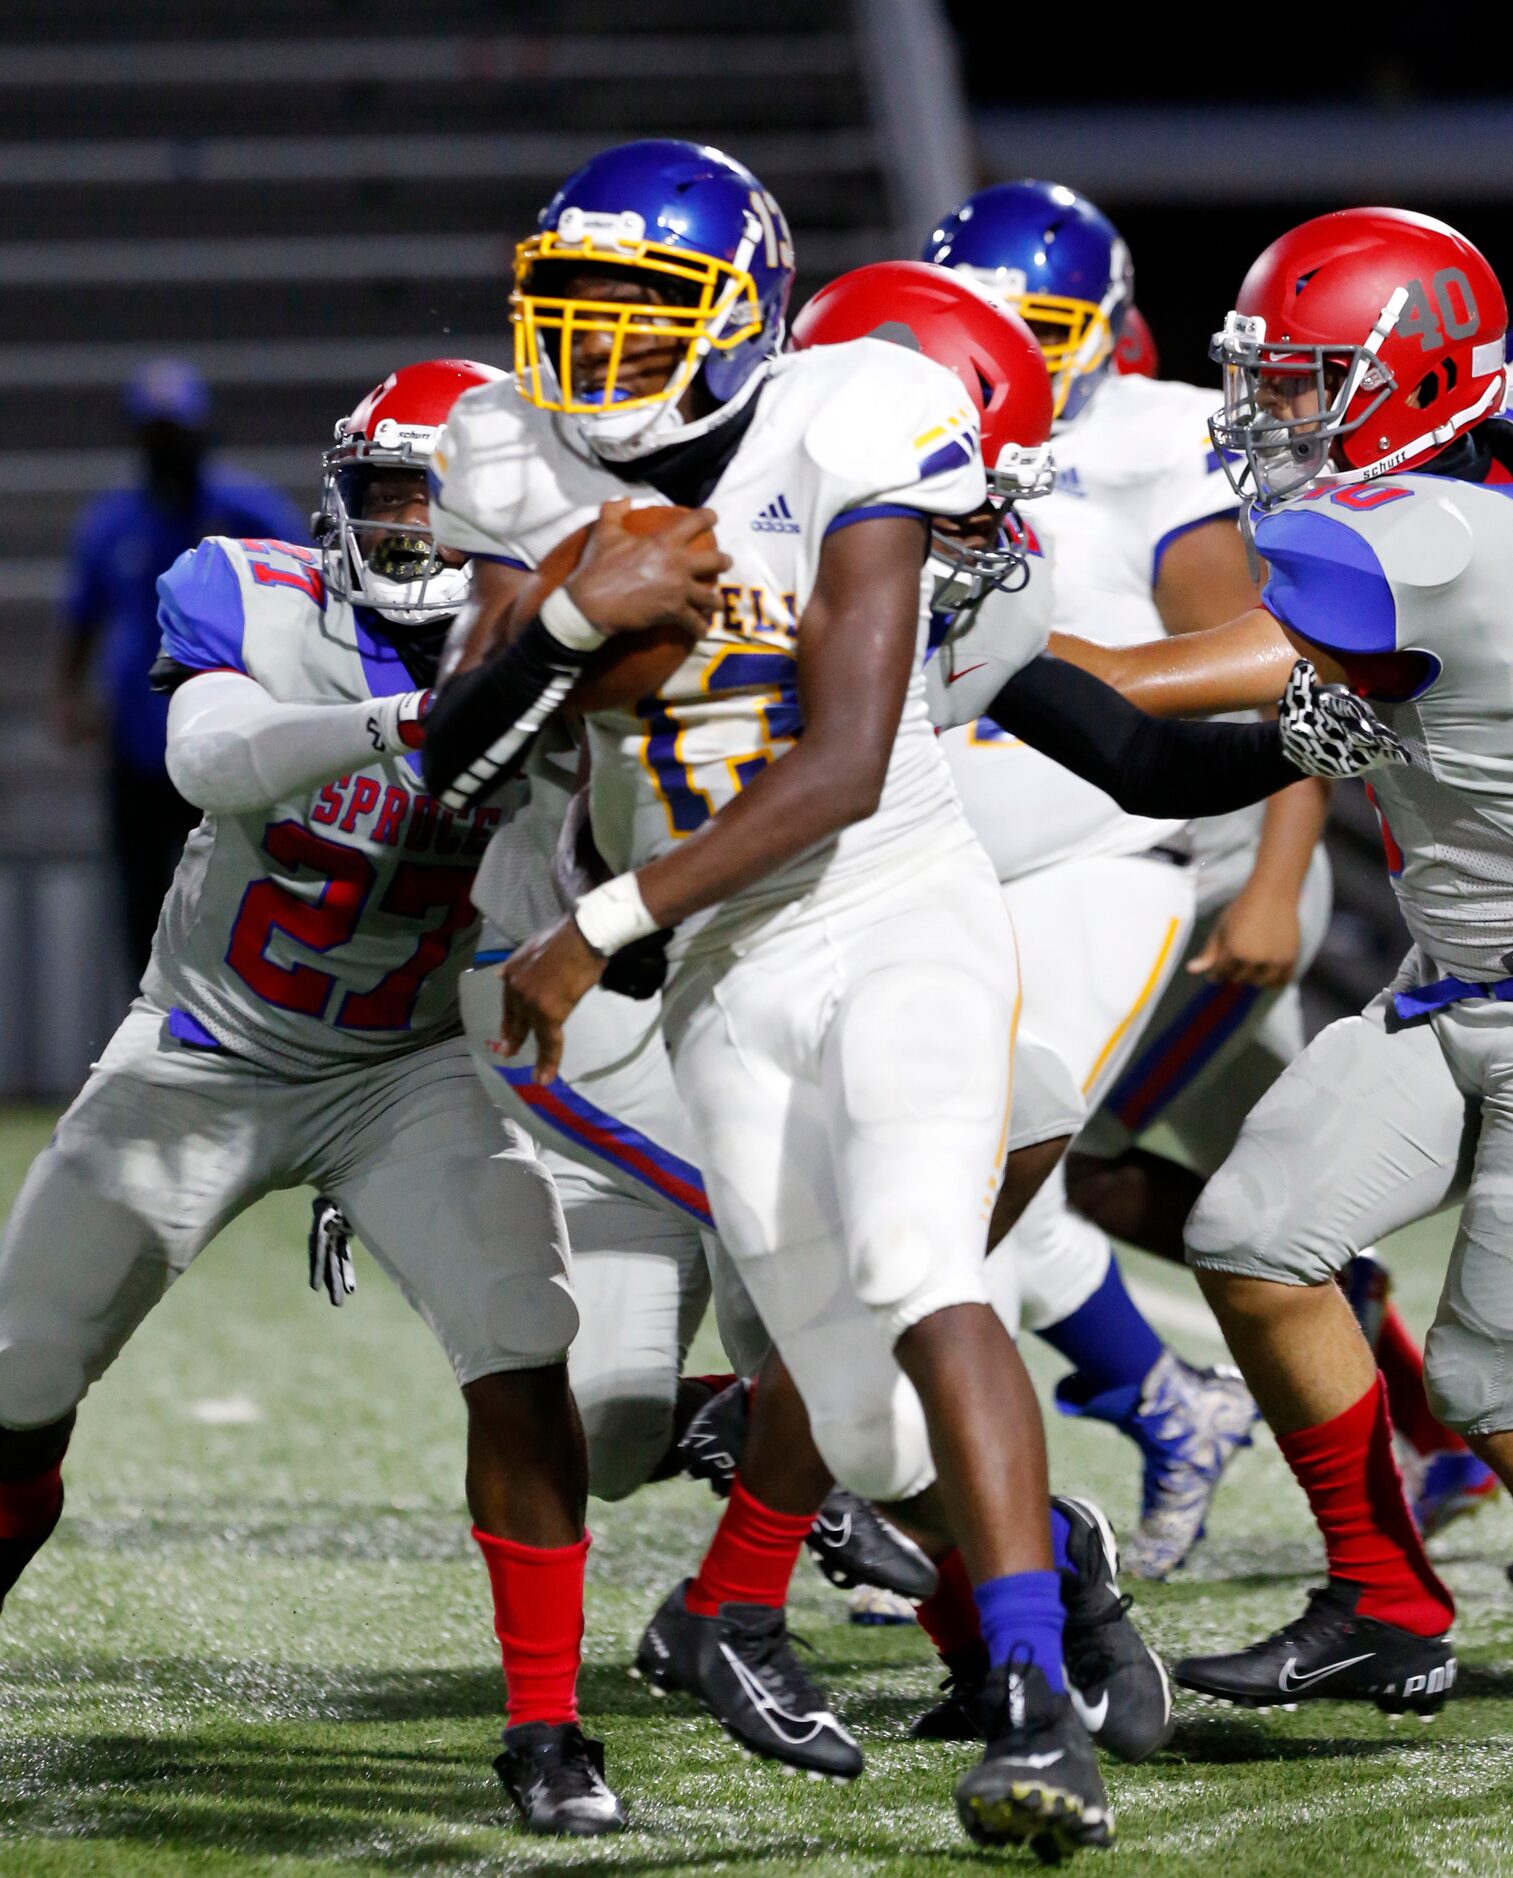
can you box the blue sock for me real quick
[1050,1504,1072,1575]
[973,1569,1066,1691]
[1038,1255,1164,1402]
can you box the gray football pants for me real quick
[1186,953,1513,1436]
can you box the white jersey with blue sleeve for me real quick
[146,535,509,1074]
[1257,474,1513,985]
[938,373,1244,881]
[432,342,988,954]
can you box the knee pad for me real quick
[809,1378,936,1505]
[1008,1178,1111,1333]
[1185,1139,1344,1287]
[579,1386,674,1502]
[0,1334,88,1431]
[453,1269,579,1383]
[1424,1241,1513,1436]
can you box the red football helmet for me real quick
[790,261,1054,602]
[1210,208,1508,509]
[789,260,1054,498]
[1114,305,1159,378]
[319,357,506,625]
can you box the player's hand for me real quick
[308,1196,356,1307]
[1279,659,1411,777]
[367,688,432,755]
[1188,881,1300,988]
[499,915,606,1083]
[566,498,730,638]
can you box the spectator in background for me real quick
[55,360,306,978]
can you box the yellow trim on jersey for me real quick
[983,924,1023,1223]
[1080,915,1182,1096]
[912,404,976,452]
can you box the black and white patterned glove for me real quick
[1278,659,1412,779]
[308,1196,356,1307]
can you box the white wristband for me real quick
[540,584,608,655]
[574,874,658,957]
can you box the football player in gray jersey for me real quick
[1058,207,1513,1719]
[0,362,626,1838]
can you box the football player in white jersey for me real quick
[923,181,1334,1579]
[422,137,1127,1856]
[423,145,1403,1853]
[0,361,628,1839]
[451,720,946,1609]
[1060,207,1511,1720]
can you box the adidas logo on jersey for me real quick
[752,494,800,534]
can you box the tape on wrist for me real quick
[540,584,608,655]
[574,874,658,957]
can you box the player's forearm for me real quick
[991,655,1303,818]
[1247,775,1331,898]
[425,599,608,810]
[1046,609,1295,718]
[166,671,423,813]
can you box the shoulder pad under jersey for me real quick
[157,536,251,675]
[157,535,329,681]
[1257,479,1475,657]
[784,339,987,523]
[428,376,545,561]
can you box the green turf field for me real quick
[1,1103,1511,1876]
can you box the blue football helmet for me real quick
[922,181,1133,427]
[512,138,795,459]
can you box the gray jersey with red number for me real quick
[147,535,511,1074]
[1257,472,1513,981]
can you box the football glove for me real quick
[601,927,673,1000]
[308,1195,356,1307]
[365,688,432,757]
[1278,659,1412,779]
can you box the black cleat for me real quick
[1056,1495,1173,1763]
[956,1657,1113,1860]
[494,1722,625,1836]
[680,1380,938,1601]
[807,1493,938,1600]
[633,1579,863,1779]
[1175,1579,1457,1715]
[910,1643,988,1740]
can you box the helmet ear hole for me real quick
[1409,368,1442,410]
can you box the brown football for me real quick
[504,505,715,714]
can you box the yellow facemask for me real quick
[998,289,1115,419]
[511,224,763,417]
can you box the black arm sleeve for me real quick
[988,655,1304,818]
[422,615,589,811]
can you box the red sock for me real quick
[686,1476,813,1616]
[1377,1305,1468,1457]
[1276,1377,1454,1634]
[473,1527,588,1729]
[0,1462,64,1541]
[915,1548,986,1663]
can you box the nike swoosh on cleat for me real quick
[1011,1749,1067,1771]
[720,1646,843,1749]
[1069,1688,1109,1733]
[813,1515,852,1549]
[947,663,989,685]
[1277,1651,1376,1691]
